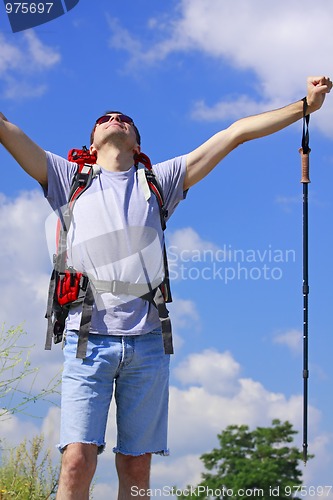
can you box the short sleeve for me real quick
[152,155,187,220]
[43,151,78,211]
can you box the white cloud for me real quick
[0,190,53,329]
[167,227,222,283]
[40,407,61,459]
[24,31,60,68]
[0,190,63,398]
[191,96,269,123]
[168,374,319,458]
[0,412,40,447]
[0,34,22,72]
[168,298,201,337]
[152,454,203,493]
[108,0,333,133]
[4,79,47,100]
[273,328,302,354]
[147,0,333,97]
[168,227,219,255]
[0,31,61,99]
[174,348,240,395]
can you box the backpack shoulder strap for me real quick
[68,162,101,208]
[135,152,168,230]
[67,146,100,206]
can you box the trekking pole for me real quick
[299,97,310,464]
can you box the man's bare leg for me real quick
[56,443,98,500]
[116,452,152,500]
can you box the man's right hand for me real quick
[306,76,332,114]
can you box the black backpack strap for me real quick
[153,288,173,354]
[76,281,95,359]
[45,269,57,350]
[145,169,168,230]
[45,163,100,356]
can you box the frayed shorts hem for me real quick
[113,447,170,457]
[57,441,106,455]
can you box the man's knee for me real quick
[115,452,152,482]
[60,443,98,486]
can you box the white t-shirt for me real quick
[45,151,187,335]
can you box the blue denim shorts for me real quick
[58,329,170,456]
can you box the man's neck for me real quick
[96,146,135,172]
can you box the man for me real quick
[0,76,331,500]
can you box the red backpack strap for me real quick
[68,146,97,166]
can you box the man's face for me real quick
[91,113,139,150]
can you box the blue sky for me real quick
[1,0,333,497]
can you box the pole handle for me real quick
[299,147,311,184]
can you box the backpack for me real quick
[45,147,173,359]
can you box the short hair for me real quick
[90,110,141,146]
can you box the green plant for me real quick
[0,435,59,499]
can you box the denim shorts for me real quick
[58,329,170,456]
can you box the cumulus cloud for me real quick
[0,34,22,73]
[0,412,40,447]
[167,227,222,283]
[191,96,268,123]
[174,348,240,395]
[108,0,333,132]
[168,227,220,256]
[0,30,61,99]
[168,298,201,351]
[0,190,63,397]
[24,31,60,68]
[168,360,321,459]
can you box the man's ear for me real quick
[133,144,141,156]
[90,144,97,156]
[133,145,141,165]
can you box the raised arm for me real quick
[0,112,48,187]
[184,76,332,190]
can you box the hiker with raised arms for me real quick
[0,76,331,500]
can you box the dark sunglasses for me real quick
[95,114,134,126]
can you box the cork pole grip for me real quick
[299,147,311,184]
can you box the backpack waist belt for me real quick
[91,276,173,356]
[91,276,162,297]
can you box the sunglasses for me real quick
[95,114,134,126]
